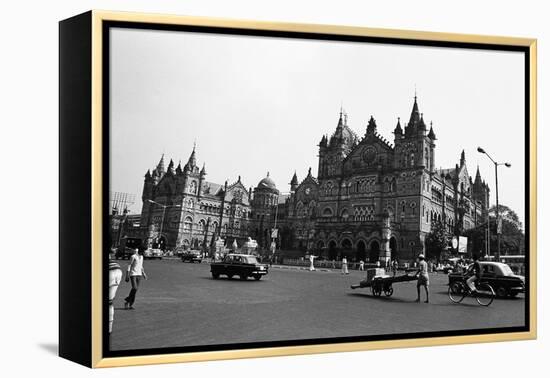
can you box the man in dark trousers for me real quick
[124,248,148,309]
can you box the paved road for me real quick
[110,259,525,351]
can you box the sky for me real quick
[109,27,525,224]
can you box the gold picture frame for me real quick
[59,10,537,368]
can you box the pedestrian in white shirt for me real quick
[309,254,317,271]
[124,248,147,309]
[341,256,349,275]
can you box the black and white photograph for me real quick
[106,24,529,355]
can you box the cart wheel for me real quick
[384,288,394,297]
[372,286,381,297]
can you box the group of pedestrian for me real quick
[108,248,148,334]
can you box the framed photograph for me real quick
[59,10,537,368]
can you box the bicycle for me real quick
[448,278,495,306]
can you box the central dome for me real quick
[257,172,277,190]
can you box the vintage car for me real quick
[448,261,525,298]
[210,254,268,280]
[181,249,203,263]
[143,248,163,260]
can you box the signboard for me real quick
[451,237,458,249]
[497,218,503,234]
[271,228,278,238]
[458,236,468,254]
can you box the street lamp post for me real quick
[477,147,511,260]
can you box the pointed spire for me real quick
[366,115,377,134]
[394,117,403,135]
[176,161,183,175]
[156,153,165,173]
[428,121,436,140]
[187,144,197,168]
[460,149,466,167]
[307,167,312,176]
[408,93,421,129]
[200,162,206,176]
[166,159,175,175]
[144,169,151,179]
[319,134,327,147]
[290,171,298,185]
[474,165,482,185]
[418,113,427,131]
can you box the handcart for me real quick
[351,268,417,297]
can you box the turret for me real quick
[393,117,403,144]
[428,122,436,140]
[166,159,175,176]
[175,161,183,175]
[290,171,299,192]
[366,116,377,135]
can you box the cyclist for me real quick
[465,255,482,294]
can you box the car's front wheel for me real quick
[253,275,262,281]
[239,274,248,281]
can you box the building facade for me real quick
[133,145,283,252]
[124,95,490,263]
[282,96,490,263]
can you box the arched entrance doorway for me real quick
[316,241,325,256]
[341,239,353,259]
[390,237,398,261]
[356,240,366,261]
[153,235,167,251]
[369,240,380,263]
[328,240,337,260]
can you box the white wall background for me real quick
[0,0,547,376]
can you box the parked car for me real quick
[210,254,268,281]
[143,248,163,260]
[115,247,134,260]
[181,250,202,263]
[448,261,525,298]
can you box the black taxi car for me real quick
[210,254,268,281]
[448,261,525,298]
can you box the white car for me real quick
[144,248,163,260]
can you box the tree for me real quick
[463,204,525,257]
[425,220,449,261]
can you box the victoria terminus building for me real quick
[123,96,490,263]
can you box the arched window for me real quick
[184,216,193,231]
[323,207,333,217]
[410,153,415,167]
[198,219,206,231]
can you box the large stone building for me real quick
[124,95,490,263]
[133,144,284,252]
[281,95,490,262]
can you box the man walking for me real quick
[415,254,429,303]
[309,254,317,271]
[125,248,148,309]
[341,256,349,275]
